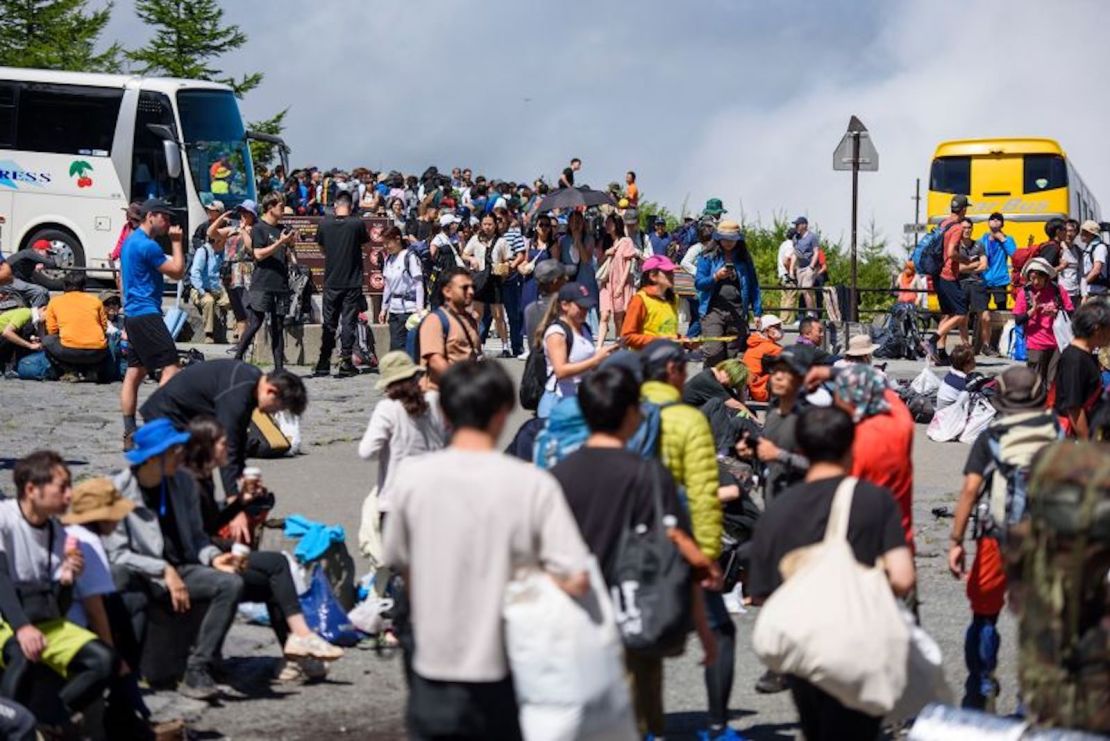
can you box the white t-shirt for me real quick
[1080,238,1108,295]
[64,524,115,627]
[463,235,511,271]
[1059,244,1081,295]
[777,238,794,280]
[543,322,594,397]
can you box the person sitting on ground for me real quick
[139,359,308,500]
[0,452,117,732]
[835,335,888,381]
[5,240,58,308]
[747,406,914,741]
[551,365,716,739]
[620,255,683,349]
[794,316,837,365]
[181,418,344,684]
[42,270,108,378]
[937,343,977,411]
[743,315,785,402]
[99,291,123,336]
[0,306,43,374]
[1013,257,1073,393]
[683,358,754,417]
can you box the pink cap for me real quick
[642,255,677,273]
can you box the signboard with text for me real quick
[285,215,390,294]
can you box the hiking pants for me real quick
[41,335,106,368]
[701,303,747,367]
[320,287,362,363]
[963,613,1001,710]
[704,589,736,729]
[240,551,303,647]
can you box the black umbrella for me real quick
[535,186,616,213]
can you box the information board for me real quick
[284,215,390,294]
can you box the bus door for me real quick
[131,91,188,247]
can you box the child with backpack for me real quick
[947,366,1061,711]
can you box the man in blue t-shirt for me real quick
[976,211,1016,357]
[647,218,672,257]
[119,198,186,447]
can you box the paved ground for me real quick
[0,341,1020,740]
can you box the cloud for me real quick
[101,0,1110,250]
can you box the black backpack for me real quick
[610,463,693,656]
[519,319,573,411]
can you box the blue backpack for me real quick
[912,220,959,276]
[405,308,449,363]
[16,351,58,381]
[533,397,671,469]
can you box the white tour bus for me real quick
[0,67,283,276]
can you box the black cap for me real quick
[767,345,818,376]
[139,198,173,219]
[951,194,972,211]
[556,282,597,308]
[641,339,686,375]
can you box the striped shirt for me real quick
[503,227,526,256]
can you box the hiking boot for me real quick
[754,669,788,694]
[336,359,358,378]
[982,346,1001,358]
[178,666,220,700]
[935,348,952,367]
[283,632,344,661]
[312,360,330,377]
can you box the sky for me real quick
[102,0,1110,251]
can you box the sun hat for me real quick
[642,255,677,273]
[557,282,597,308]
[1080,219,1101,236]
[843,334,881,358]
[1021,257,1057,281]
[703,198,727,216]
[713,220,744,242]
[62,478,135,525]
[991,366,1047,414]
[125,419,191,466]
[236,199,258,218]
[759,315,783,332]
[375,351,423,390]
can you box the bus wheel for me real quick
[26,228,85,286]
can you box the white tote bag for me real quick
[504,557,636,741]
[958,395,997,444]
[886,606,953,722]
[1052,310,1074,352]
[998,319,1016,358]
[752,477,909,716]
[909,367,942,396]
[927,392,969,442]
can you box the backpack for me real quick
[353,313,377,368]
[1015,442,1110,732]
[405,308,449,364]
[15,351,58,381]
[519,319,572,412]
[971,410,1061,542]
[1081,238,1110,287]
[912,219,959,276]
[533,398,672,470]
[874,303,924,360]
[610,462,693,656]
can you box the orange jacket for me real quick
[742,332,782,402]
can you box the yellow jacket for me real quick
[641,380,723,559]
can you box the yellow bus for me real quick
[926,137,1102,249]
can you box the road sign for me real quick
[904,223,927,234]
[833,116,879,172]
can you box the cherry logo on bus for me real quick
[69,160,93,188]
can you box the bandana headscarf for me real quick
[833,364,890,422]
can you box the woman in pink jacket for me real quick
[597,213,641,347]
[1012,257,1074,390]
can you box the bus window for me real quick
[929,156,971,195]
[131,91,185,207]
[15,84,122,155]
[0,84,15,148]
[1024,154,1068,193]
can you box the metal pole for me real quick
[913,177,921,250]
[850,132,859,323]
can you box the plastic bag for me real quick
[958,396,996,444]
[273,411,302,455]
[300,565,362,646]
[1009,324,1027,362]
[886,606,953,722]
[505,558,636,740]
[1052,310,1074,352]
[998,319,1015,358]
[927,392,969,442]
[358,486,384,568]
[909,367,942,396]
[347,595,394,635]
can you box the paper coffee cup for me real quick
[242,467,262,481]
[231,543,251,558]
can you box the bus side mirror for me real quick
[163,140,182,179]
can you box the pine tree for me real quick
[247,109,288,171]
[125,0,261,96]
[0,0,122,72]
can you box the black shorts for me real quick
[935,277,968,316]
[963,281,988,313]
[985,286,1009,311]
[228,286,247,322]
[124,314,178,370]
[247,289,291,314]
[474,275,502,306]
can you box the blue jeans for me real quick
[501,278,524,355]
[962,613,1000,709]
[686,296,701,337]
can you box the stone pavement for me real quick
[0,342,1018,739]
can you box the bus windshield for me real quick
[176,89,256,209]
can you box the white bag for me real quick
[998,319,1016,358]
[358,486,384,568]
[927,391,969,442]
[886,607,953,722]
[909,367,942,396]
[1052,310,1074,352]
[347,594,394,635]
[958,395,996,444]
[752,478,909,716]
[504,558,636,741]
[274,411,302,455]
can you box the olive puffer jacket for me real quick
[641,380,723,559]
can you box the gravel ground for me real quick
[0,342,1019,740]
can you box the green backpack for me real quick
[1014,442,1110,732]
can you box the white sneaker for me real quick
[518,349,530,361]
[284,632,344,661]
[724,583,747,615]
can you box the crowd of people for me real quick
[0,161,1107,741]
